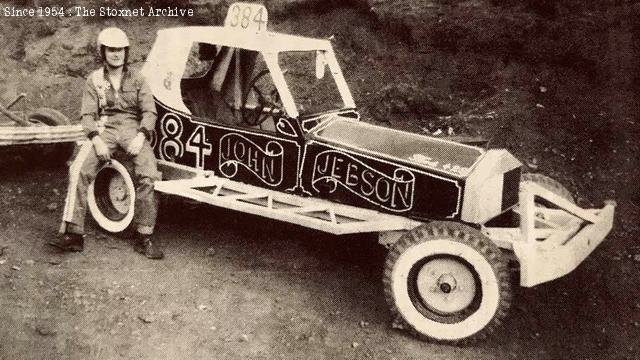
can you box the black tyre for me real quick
[27,107,70,126]
[26,107,74,165]
[87,160,136,233]
[521,173,575,206]
[383,221,512,344]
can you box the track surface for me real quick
[0,164,637,360]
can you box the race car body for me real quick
[85,2,615,344]
[141,23,521,225]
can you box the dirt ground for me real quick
[1,1,639,359]
[1,163,638,360]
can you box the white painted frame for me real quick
[155,160,421,235]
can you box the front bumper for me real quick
[513,182,616,287]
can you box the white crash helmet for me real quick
[97,27,130,48]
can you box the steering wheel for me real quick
[241,70,284,126]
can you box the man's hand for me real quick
[127,132,145,156]
[92,136,111,161]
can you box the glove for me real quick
[127,132,145,156]
[92,136,111,161]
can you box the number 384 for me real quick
[226,3,268,31]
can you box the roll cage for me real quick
[141,26,356,123]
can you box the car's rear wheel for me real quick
[383,221,512,344]
[88,160,135,233]
[521,173,575,206]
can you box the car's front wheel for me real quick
[88,160,135,233]
[383,221,512,344]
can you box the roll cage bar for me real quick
[141,26,356,120]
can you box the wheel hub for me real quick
[415,258,477,314]
[437,274,457,294]
[107,174,130,215]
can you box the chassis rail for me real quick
[155,161,422,235]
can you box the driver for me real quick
[51,27,163,259]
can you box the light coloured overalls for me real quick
[60,67,160,235]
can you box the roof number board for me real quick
[225,2,268,32]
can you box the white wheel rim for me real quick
[88,160,135,233]
[416,258,477,314]
[391,239,500,341]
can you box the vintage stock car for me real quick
[86,3,616,344]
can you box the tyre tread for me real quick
[26,107,71,126]
[383,221,512,345]
[521,173,575,204]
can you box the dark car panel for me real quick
[300,141,463,220]
[153,102,485,221]
[153,102,301,192]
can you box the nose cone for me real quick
[461,149,522,224]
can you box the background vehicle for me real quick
[0,92,81,163]
[85,2,615,344]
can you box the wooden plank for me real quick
[281,206,331,215]
[519,185,536,244]
[0,124,84,145]
[224,193,269,201]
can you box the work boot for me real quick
[133,234,164,259]
[48,233,84,252]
